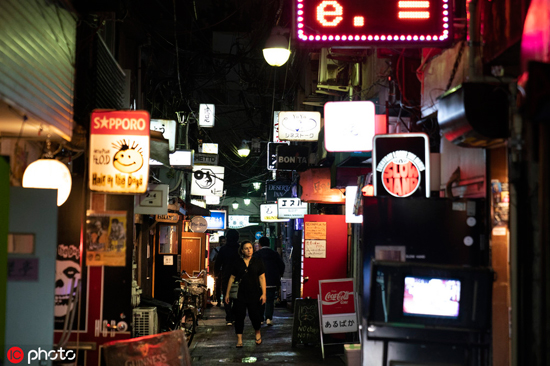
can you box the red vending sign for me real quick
[319,278,358,334]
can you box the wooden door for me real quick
[181,232,206,275]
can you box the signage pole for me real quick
[318,293,325,360]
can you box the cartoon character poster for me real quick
[86,211,127,267]
[89,110,150,194]
[55,243,84,330]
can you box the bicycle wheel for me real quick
[183,310,196,346]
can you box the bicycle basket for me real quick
[187,284,204,296]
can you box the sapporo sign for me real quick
[89,110,150,194]
[372,133,430,198]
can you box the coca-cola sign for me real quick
[319,279,355,315]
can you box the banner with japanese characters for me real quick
[318,278,358,334]
[89,110,150,194]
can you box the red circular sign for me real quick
[7,347,24,364]
[382,160,420,197]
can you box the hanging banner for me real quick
[191,165,225,197]
[89,110,150,194]
[372,133,431,198]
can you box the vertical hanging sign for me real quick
[89,110,150,194]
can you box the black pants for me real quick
[222,278,234,322]
[213,276,222,302]
[232,298,262,334]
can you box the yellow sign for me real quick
[89,110,150,194]
[304,221,326,240]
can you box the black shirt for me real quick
[231,256,265,303]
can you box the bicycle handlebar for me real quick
[180,269,207,279]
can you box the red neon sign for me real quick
[295,0,452,46]
[382,160,420,197]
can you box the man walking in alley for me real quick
[214,230,240,325]
[253,236,285,325]
[209,235,225,306]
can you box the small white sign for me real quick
[150,119,177,151]
[191,165,225,197]
[199,104,215,127]
[277,198,307,219]
[260,203,289,222]
[228,215,256,229]
[169,150,193,167]
[278,111,321,141]
[321,314,358,334]
[273,111,282,142]
[135,184,169,215]
[163,256,173,265]
[305,239,326,258]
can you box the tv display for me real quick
[367,261,493,332]
[403,277,461,318]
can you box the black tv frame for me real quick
[368,261,494,334]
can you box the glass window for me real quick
[158,225,178,254]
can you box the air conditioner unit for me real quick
[133,307,158,337]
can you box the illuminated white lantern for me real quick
[23,159,72,206]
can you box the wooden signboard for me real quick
[291,298,321,347]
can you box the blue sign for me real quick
[204,210,227,230]
[255,231,263,240]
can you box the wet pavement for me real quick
[188,303,347,365]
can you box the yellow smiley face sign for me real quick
[112,139,144,174]
[89,110,150,194]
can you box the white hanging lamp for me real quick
[22,139,72,206]
[263,27,291,67]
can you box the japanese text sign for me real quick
[295,0,452,47]
[319,278,357,334]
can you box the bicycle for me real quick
[169,270,207,346]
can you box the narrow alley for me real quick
[188,304,347,365]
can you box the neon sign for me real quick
[295,0,452,46]
[372,133,430,198]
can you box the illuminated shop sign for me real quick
[89,110,150,194]
[260,204,290,222]
[277,198,308,219]
[372,133,430,198]
[276,145,310,171]
[295,0,452,47]
[204,210,227,230]
[199,104,215,128]
[324,101,376,152]
[191,165,225,197]
[278,111,321,141]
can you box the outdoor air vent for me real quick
[437,82,509,148]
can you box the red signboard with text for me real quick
[318,278,358,334]
[320,278,355,315]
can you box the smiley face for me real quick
[112,139,144,174]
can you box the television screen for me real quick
[403,277,461,318]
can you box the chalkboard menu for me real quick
[292,298,321,347]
